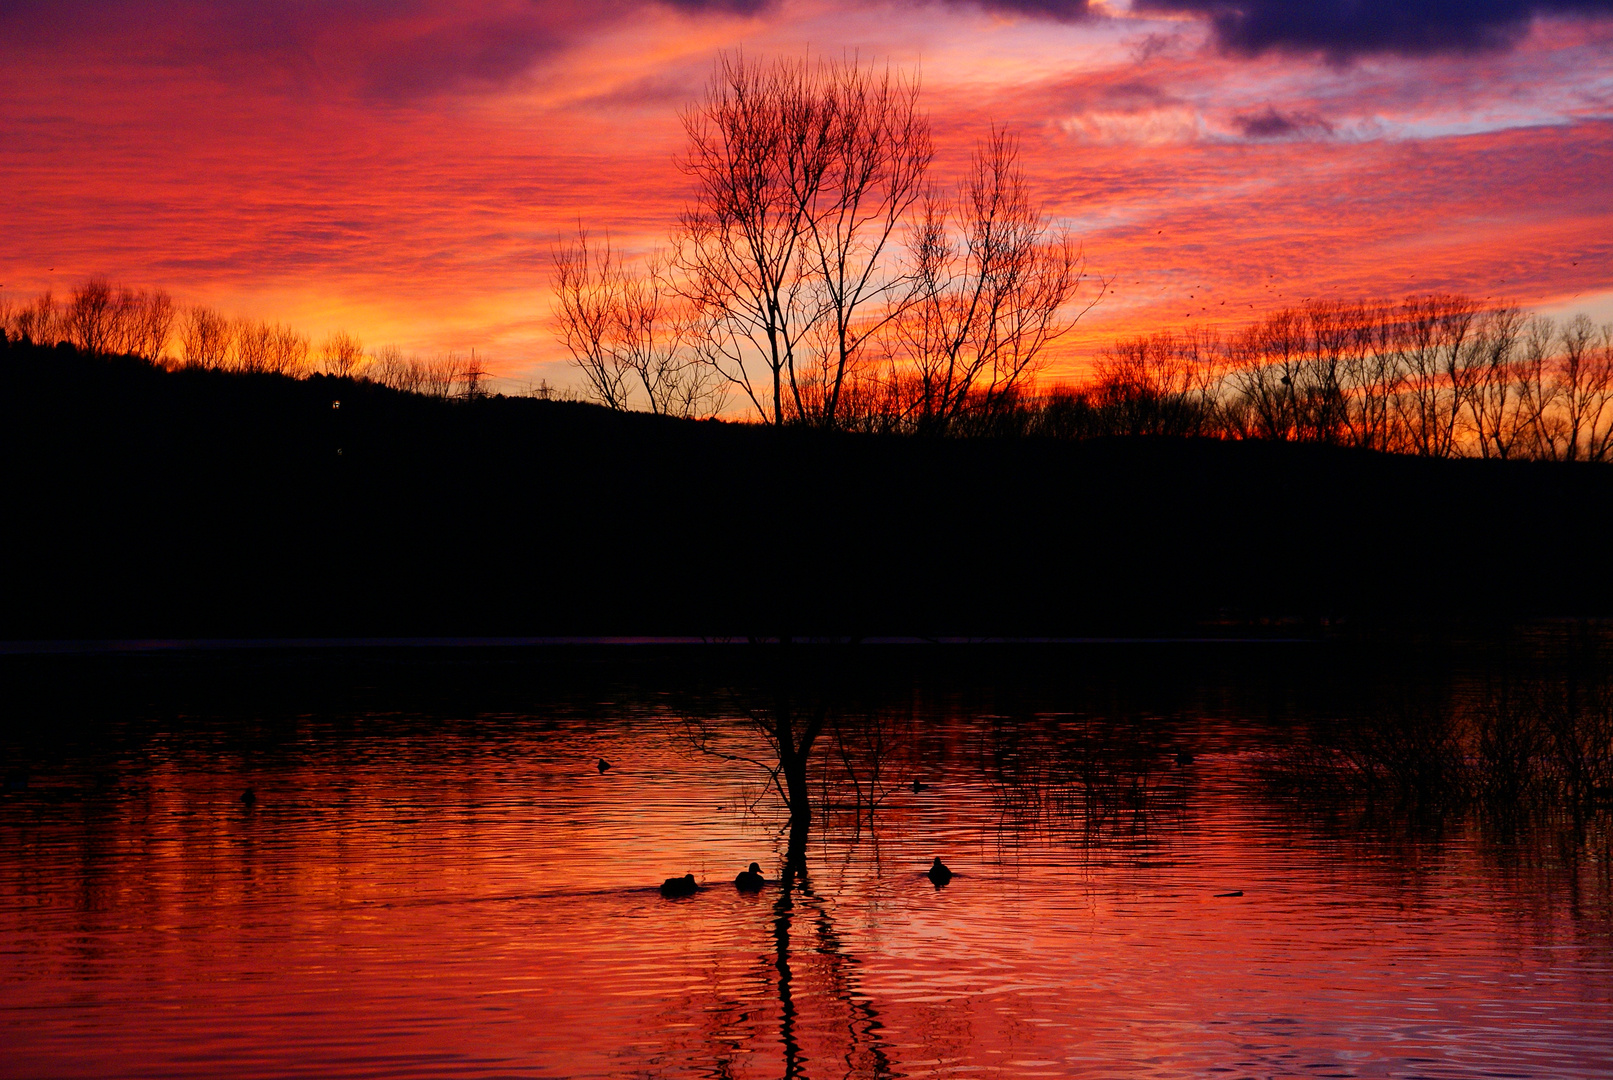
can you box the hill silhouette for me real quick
[3,339,1610,640]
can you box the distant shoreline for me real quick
[5,339,1611,639]
[0,635,1328,655]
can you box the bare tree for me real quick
[1296,300,1351,442]
[558,55,1091,429]
[320,331,366,377]
[271,324,310,376]
[613,250,693,414]
[63,283,174,362]
[1091,329,1221,437]
[417,354,461,398]
[1553,314,1613,462]
[551,230,719,416]
[674,53,841,425]
[181,305,233,369]
[657,319,730,419]
[1516,315,1565,460]
[110,286,152,357]
[1461,306,1527,459]
[234,319,273,373]
[7,290,60,345]
[1586,323,1613,463]
[137,290,176,364]
[65,278,116,354]
[1076,293,1613,462]
[15,279,499,400]
[231,319,308,376]
[1227,307,1305,441]
[893,129,1093,434]
[793,62,931,428]
[553,229,632,410]
[1338,300,1401,450]
[370,345,417,392]
[1394,294,1479,458]
[422,354,467,398]
[368,346,469,398]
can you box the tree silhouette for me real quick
[553,53,1100,429]
[65,278,116,355]
[674,54,932,426]
[672,650,923,886]
[789,62,931,428]
[551,229,723,417]
[180,304,233,369]
[319,331,366,378]
[893,129,1095,434]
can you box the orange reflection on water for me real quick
[1,696,1611,1078]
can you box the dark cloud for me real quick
[581,71,711,110]
[0,0,773,99]
[659,0,776,11]
[1231,106,1333,139]
[951,0,1096,17]
[940,0,1613,57]
[1055,78,1180,111]
[1134,1,1613,59]
[1131,31,1186,62]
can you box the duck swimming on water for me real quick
[660,873,698,898]
[927,857,953,887]
[734,863,765,891]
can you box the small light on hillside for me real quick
[332,400,340,409]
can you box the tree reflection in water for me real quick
[976,708,1194,863]
[653,635,1613,1077]
[663,648,1213,1078]
[665,646,907,1079]
[772,862,895,1080]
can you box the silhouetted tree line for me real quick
[1061,296,1613,462]
[0,277,491,400]
[7,327,1613,638]
[10,273,1607,465]
[559,261,1612,459]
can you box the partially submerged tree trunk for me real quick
[766,688,827,884]
[671,642,909,882]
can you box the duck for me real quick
[911,778,927,793]
[1175,750,1195,766]
[734,862,765,891]
[597,758,611,773]
[927,857,953,887]
[240,787,257,807]
[660,873,698,898]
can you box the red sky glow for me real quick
[3,0,1611,390]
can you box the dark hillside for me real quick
[3,340,1610,639]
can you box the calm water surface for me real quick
[2,647,1611,1078]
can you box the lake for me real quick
[2,641,1611,1078]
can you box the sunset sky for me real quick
[4,0,1611,389]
